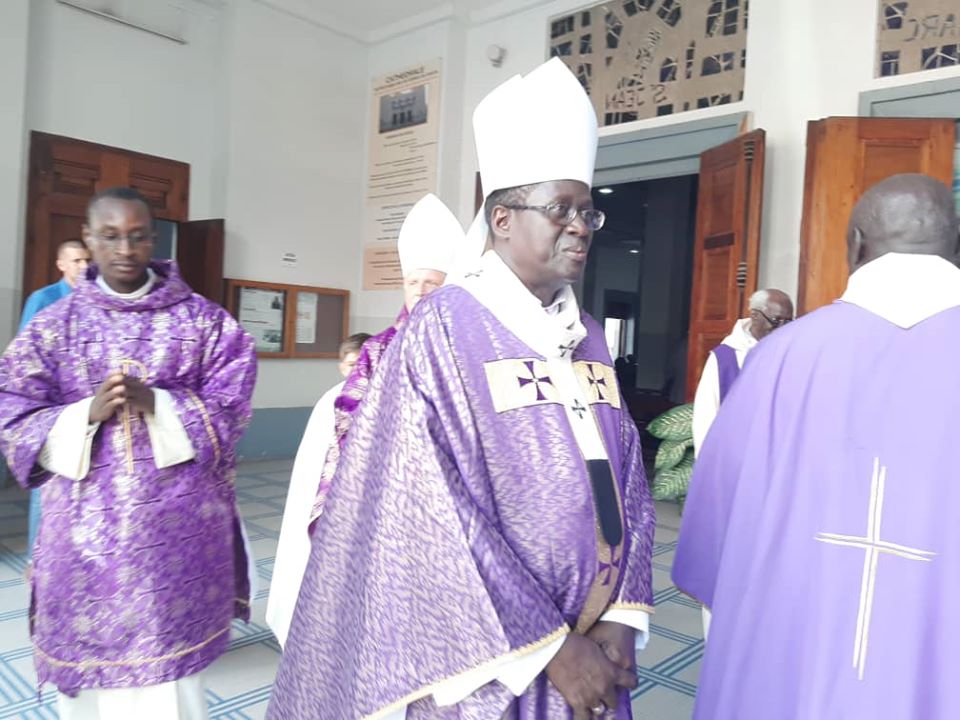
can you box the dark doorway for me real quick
[582,175,698,404]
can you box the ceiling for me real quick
[256,0,550,43]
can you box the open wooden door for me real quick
[176,219,225,305]
[24,132,189,303]
[685,129,765,403]
[797,118,955,315]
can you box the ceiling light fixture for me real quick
[629,249,640,254]
[598,187,614,195]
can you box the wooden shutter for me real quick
[798,117,955,315]
[685,129,765,403]
[176,219,225,305]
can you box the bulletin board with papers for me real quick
[226,279,350,359]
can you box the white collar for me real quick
[841,253,960,329]
[451,251,587,359]
[96,268,157,300]
[722,318,758,352]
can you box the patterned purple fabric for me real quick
[268,285,655,719]
[674,301,960,719]
[711,343,741,403]
[0,261,257,695]
[310,306,407,527]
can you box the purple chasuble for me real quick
[710,343,740,404]
[0,261,257,695]
[673,301,960,719]
[268,285,655,719]
[310,306,408,527]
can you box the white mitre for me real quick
[397,193,464,276]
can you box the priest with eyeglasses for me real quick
[267,58,655,720]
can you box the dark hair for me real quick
[340,332,372,358]
[87,187,153,223]
[483,184,537,225]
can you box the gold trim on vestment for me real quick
[185,389,220,464]
[119,360,150,473]
[34,626,230,670]
[362,625,569,720]
[606,602,655,614]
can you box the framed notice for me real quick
[362,59,442,290]
[226,279,349,359]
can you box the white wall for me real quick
[222,0,368,407]
[456,0,960,300]
[0,0,31,347]
[25,0,228,219]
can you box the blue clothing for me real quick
[19,279,72,332]
[18,278,74,558]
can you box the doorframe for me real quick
[858,75,960,117]
[595,112,748,185]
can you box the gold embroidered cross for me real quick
[815,458,934,681]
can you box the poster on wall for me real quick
[549,0,748,126]
[238,287,285,353]
[295,292,318,344]
[876,1,960,77]
[362,59,442,290]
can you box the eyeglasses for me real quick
[90,230,155,247]
[502,202,606,231]
[754,309,792,328]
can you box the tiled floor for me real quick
[0,460,700,719]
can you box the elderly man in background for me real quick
[692,288,794,455]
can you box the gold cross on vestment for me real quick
[815,458,935,681]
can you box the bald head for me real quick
[847,173,959,273]
[748,288,794,340]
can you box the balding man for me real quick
[673,174,960,719]
[691,288,793,454]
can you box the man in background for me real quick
[691,288,793,455]
[308,193,464,527]
[674,174,960,719]
[19,238,92,564]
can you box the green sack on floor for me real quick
[651,450,694,501]
[647,403,695,502]
[655,437,694,472]
[647,403,694,442]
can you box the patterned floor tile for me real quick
[0,464,698,719]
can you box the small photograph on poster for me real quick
[238,287,286,353]
[378,85,429,134]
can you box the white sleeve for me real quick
[38,397,99,480]
[599,608,651,651]
[144,389,197,469]
[432,633,568,707]
[692,353,720,457]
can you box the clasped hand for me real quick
[89,373,155,423]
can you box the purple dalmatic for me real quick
[268,285,655,719]
[309,306,407,527]
[710,344,740,403]
[0,261,257,695]
[673,301,960,719]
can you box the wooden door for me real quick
[24,132,189,303]
[685,129,765,403]
[177,219,225,305]
[797,118,955,315]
